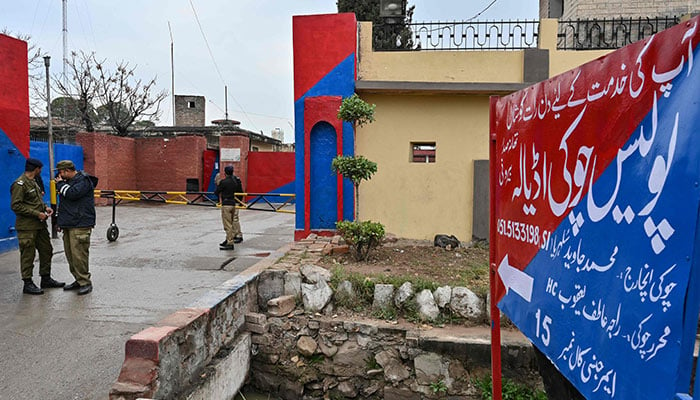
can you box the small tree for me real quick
[333,93,383,260]
[334,93,377,219]
[332,155,377,220]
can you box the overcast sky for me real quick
[2,0,538,142]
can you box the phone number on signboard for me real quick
[496,219,550,248]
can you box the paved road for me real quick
[0,202,294,400]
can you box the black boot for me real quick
[41,275,66,288]
[23,279,44,295]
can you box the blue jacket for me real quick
[56,171,96,229]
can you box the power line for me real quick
[188,0,225,85]
[187,0,258,131]
[466,0,499,22]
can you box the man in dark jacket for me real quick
[55,159,96,295]
[10,158,65,295]
[214,165,243,250]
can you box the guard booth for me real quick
[489,16,700,400]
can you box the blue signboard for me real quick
[491,17,700,399]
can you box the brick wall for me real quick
[135,136,207,191]
[562,0,699,20]
[78,133,208,192]
[77,132,137,190]
[174,95,205,127]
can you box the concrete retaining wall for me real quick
[108,239,538,400]
[108,245,290,400]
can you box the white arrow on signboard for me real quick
[498,255,534,302]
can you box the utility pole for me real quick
[62,0,68,138]
[44,56,58,239]
[168,21,175,125]
[62,0,68,86]
[225,86,228,120]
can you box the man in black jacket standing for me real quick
[214,165,243,250]
[55,160,96,295]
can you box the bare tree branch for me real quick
[54,51,102,132]
[96,61,168,135]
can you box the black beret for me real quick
[25,158,43,171]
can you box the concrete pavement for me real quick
[0,202,294,400]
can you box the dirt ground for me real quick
[316,237,491,297]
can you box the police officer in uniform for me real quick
[215,165,243,250]
[10,158,65,295]
[55,160,96,295]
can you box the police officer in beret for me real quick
[215,165,244,250]
[55,159,96,295]
[10,158,65,295]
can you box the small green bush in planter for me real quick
[336,220,385,261]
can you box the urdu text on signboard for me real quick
[491,17,700,400]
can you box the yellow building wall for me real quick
[539,19,612,76]
[356,94,490,240]
[354,20,614,240]
[358,22,525,83]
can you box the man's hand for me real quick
[45,207,53,217]
[38,212,48,221]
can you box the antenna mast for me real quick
[62,0,68,87]
[168,22,175,126]
[225,86,228,120]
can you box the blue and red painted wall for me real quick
[0,34,84,253]
[293,13,357,240]
[0,34,30,252]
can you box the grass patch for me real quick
[473,375,547,400]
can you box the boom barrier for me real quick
[93,190,295,242]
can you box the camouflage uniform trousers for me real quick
[17,228,53,279]
[62,227,92,286]
[221,205,242,245]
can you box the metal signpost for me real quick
[489,17,700,399]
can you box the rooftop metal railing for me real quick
[557,16,680,50]
[373,20,539,51]
[372,16,681,52]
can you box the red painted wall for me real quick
[293,13,357,101]
[0,34,29,156]
[247,152,295,194]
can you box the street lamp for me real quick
[43,55,58,238]
[379,0,405,24]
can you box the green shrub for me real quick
[430,379,448,395]
[336,220,385,261]
[473,375,547,400]
[331,155,378,186]
[364,355,380,370]
[337,93,376,127]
